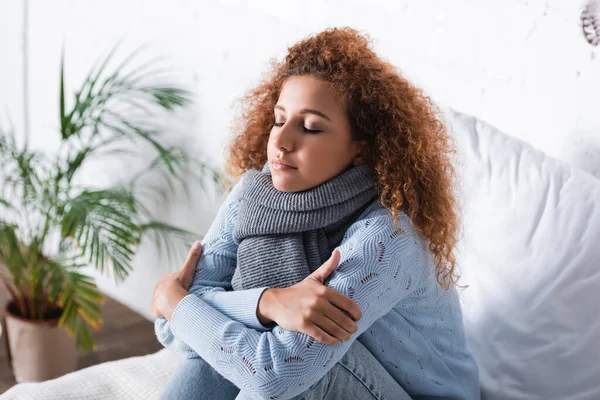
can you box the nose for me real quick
[271,121,295,153]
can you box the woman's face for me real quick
[267,75,365,193]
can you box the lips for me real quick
[273,160,296,169]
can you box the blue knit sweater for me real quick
[154,175,480,399]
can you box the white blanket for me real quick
[0,349,181,400]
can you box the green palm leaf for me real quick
[139,221,198,269]
[42,257,104,351]
[61,188,140,282]
[0,43,221,352]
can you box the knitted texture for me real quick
[232,162,377,291]
[154,175,481,399]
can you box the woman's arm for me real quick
[154,261,272,359]
[154,175,273,359]
[168,209,425,399]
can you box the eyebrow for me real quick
[274,105,331,122]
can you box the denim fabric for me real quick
[160,339,411,400]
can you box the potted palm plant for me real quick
[0,45,217,382]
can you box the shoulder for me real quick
[344,200,417,243]
[203,174,249,237]
[217,171,252,213]
[336,200,431,282]
[223,168,262,203]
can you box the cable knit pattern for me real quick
[154,175,480,400]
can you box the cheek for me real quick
[302,142,352,174]
[302,142,334,165]
[315,141,354,164]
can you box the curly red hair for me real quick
[224,27,461,290]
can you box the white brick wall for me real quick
[0,0,598,318]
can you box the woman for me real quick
[151,27,480,399]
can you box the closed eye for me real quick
[304,128,322,134]
[273,122,321,134]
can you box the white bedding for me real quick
[0,349,181,399]
[445,109,600,399]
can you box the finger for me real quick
[322,302,359,334]
[326,288,362,322]
[306,322,341,346]
[312,313,351,342]
[150,298,160,318]
[310,249,340,283]
[181,241,203,274]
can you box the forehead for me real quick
[277,76,344,114]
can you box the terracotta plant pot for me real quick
[3,301,77,382]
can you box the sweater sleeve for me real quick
[169,208,426,399]
[154,176,273,359]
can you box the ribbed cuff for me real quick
[202,287,275,332]
[154,317,173,344]
[170,294,241,357]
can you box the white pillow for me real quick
[445,108,600,399]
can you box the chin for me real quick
[272,176,304,193]
[272,182,296,193]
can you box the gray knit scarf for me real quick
[231,162,378,291]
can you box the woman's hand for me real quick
[258,250,363,345]
[150,241,203,321]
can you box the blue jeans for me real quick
[159,338,412,400]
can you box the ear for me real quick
[352,140,367,166]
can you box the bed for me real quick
[2,108,600,399]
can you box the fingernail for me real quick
[193,241,202,250]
